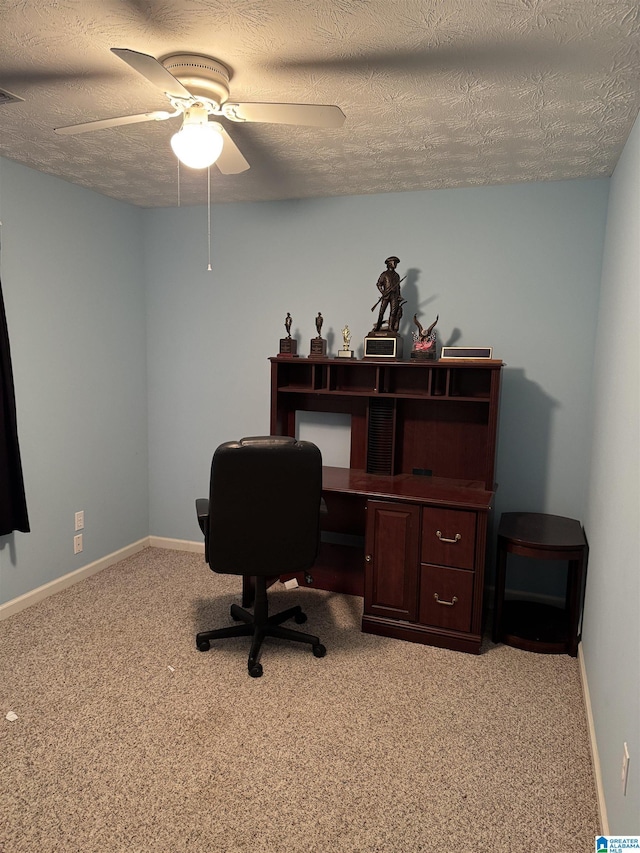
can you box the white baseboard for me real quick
[148,536,204,554]
[0,537,205,622]
[0,537,150,622]
[578,644,609,834]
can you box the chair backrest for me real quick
[207,436,323,577]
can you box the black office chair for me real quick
[195,435,327,677]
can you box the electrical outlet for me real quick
[621,743,630,795]
[75,510,84,531]
[73,533,83,554]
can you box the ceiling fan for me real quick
[54,48,346,172]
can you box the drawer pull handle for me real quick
[436,530,461,544]
[365,554,372,563]
[434,593,458,607]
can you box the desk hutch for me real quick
[270,356,503,654]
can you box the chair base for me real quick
[196,576,326,677]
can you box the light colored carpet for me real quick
[0,547,599,852]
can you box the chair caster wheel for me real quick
[196,639,210,652]
[312,644,327,658]
[294,611,307,624]
[230,604,243,621]
[248,662,263,678]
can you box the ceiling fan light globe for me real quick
[170,123,224,169]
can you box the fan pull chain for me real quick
[207,166,212,271]
[177,161,181,207]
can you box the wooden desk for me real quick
[271,357,503,654]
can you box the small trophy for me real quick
[309,312,328,357]
[337,324,354,358]
[279,312,298,357]
[411,314,439,361]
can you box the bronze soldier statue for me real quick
[372,256,404,332]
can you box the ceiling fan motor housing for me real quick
[162,54,230,106]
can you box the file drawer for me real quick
[421,507,476,569]
[419,564,474,632]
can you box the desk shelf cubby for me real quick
[271,357,502,487]
[274,358,498,402]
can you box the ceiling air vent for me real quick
[0,88,24,106]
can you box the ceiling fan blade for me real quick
[111,48,192,99]
[215,125,250,174]
[223,102,345,128]
[54,110,175,135]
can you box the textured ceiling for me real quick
[1,0,638,208]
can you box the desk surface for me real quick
[322,466,493,511]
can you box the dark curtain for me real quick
[0,276,29,535]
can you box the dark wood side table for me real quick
[492,512,588,656]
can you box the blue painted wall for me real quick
[143,180,608,551]
[0,159,149,603]
[584,112,640,834]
